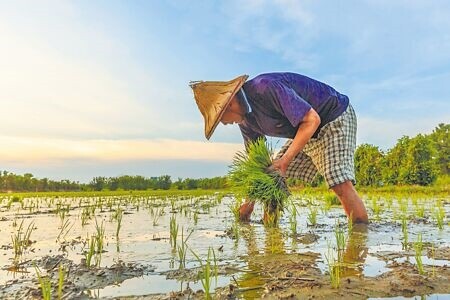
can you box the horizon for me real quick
[1,1,449,183]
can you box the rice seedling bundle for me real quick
[228,138,290,212]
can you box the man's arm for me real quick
[272,107,321,176]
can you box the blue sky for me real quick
[0,0,449,182]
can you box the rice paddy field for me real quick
[0,187,449,299]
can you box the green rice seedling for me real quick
[11,220,35,264]
[152,208,161,226]
[399,198,408,217]
[322,198,332,214]
[324,193,340,207]
[56,219,73,242]
[84,236,96,268]
[228,138,290,223]
[385,196,393,210]
[170,197,176,212]
[230,221,239,241]
[58,263,66,299]
[325,243,340,289]
[34,263,51,300]
[169,215,179,249]
[289,204,298,236]
[7,196,21,210]
[229,199,242,222]
[190,247,216,300]
[347,212,353,235]
[335,224,346,250]
[401,215,408,250]
[371,197,382,221]
[431,244,436,277]
[334,222,346,260]
[177,228,193,269]
[81,206,92,227]
[211,246,218,280]
[114,207,123,238]
[414,233,424,275]
[307,205,318,227]
[94,218,105,256]
[414,201,425,219]
[434,203,445,230]
[193,211,199,225]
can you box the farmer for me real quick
[190,72,368,223]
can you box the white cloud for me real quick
[357,116,445,150]
[0,136,244,166]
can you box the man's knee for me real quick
[331,180,353,198]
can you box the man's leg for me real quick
[239,200,255,222]
[331,180,368,223]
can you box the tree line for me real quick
[0,171,229,192]
[354,123,448,186]
[0,123,447,192]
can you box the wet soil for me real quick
[0,193,449,299]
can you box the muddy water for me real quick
[0,193,449,299]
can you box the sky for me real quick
[0,0,449,182]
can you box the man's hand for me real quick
[271,157,290,177]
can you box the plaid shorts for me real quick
[276,104,357,188]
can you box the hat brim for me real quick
[205,76,248,140]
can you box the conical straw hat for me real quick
[190,75,248,140]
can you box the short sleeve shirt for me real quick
[239,72,349,145]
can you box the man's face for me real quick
[220,96,244,125]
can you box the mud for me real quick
[0,193,449,299]
[0,255,155,299]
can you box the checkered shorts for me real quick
[276,104,357,188]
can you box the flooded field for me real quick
[0,189,449,299]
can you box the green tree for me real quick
[382,136,410,185]
[428,123,449,175]
[354,144,384,186]
[90,176,107,191]
[399,134,438,185]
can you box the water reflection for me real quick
[264,227,285,255]
[341,224,369,278]
[234,224,265,299]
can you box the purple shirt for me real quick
[239,72,349,145]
